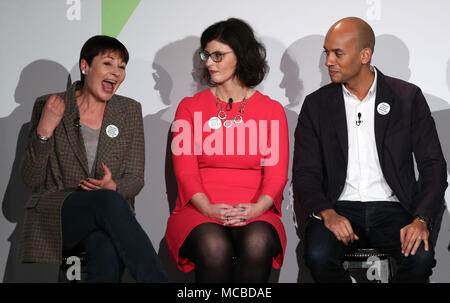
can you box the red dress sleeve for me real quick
[171,99,206,209]
[260,101,289,215]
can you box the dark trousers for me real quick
[304,201,436,283]
[61,189,169,283]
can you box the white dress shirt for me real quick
[338,67,399,202]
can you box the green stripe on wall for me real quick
[102,0,141,37]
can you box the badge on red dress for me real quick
[208,116,222,130]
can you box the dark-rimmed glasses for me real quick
[199,50,233,63]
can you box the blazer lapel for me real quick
[328,85,348,164]
[374,69,395,168]
[94,96,125,178]
[61,83,89,175]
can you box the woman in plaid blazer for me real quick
[20,36,168,282]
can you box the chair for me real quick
[342,248,394,283]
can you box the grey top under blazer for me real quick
[20,81,145,264]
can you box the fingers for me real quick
[46,94,65,116]
[400,227,405,249]
[38,95,66,137]
[209,204,233,224]
[401,227,429,257]
[324,215,358,245]
[341,219,358,244]
[222,204,250,226]
[101,162,113,183]
[410,236,423,256]
[224,217,247,226]
[78,178,101,191]
[403,233,417,257]
[423,238,429,252]
[101,162,111,177]
[229,204,251,221]
[225,214,248,226]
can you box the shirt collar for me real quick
[342,65,377,99]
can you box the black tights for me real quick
[180,221,282,283]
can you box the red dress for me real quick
[165,89,289,272]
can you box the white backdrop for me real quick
[1,0,449,282]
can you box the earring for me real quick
[82,70,86,75]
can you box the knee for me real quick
[401,246,436,280]
[304,241,340,272]
[239,232,277,261]
[197,237,233,268]
[93,190,129,214]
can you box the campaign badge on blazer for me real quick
[377,102,390,115]
[106,124,119,138]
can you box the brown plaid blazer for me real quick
[20,81,145,264]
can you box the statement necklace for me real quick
[208,91,248,129]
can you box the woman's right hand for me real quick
[190,193,235,225]
[36,94,65,137]
[201,203,235,225]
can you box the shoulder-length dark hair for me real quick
[79,35,129,84]
[200,18,268,87]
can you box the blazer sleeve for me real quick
[293,96,333,215]
[260,101,289,215]
[115,103,145,200]
[410,88,447,221]
[21,96,54,190]
[171,99,206,208]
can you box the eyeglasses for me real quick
[199,50,233,63]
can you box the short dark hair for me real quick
[79,35,129,84]
[200,18,268,87]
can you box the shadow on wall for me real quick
[1,60,70,282]
[279,35,328,283]
[429,58,450,282]
[139,36,208,282]
[448,58,450,258]
[374,36,450,275]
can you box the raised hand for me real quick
[37,94,66,137]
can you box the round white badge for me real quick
[106,124,119,138]
[208,117,222,130]
[377,102,391,115]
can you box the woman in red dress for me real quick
[165,18,289,282]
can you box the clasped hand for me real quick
[205,203,264,226]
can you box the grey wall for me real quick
[0,0,449,282]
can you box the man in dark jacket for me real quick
[293,17,447,283]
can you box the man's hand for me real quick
[400,218,429,257]
[79,162,117,191]
[319,209,359,245]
